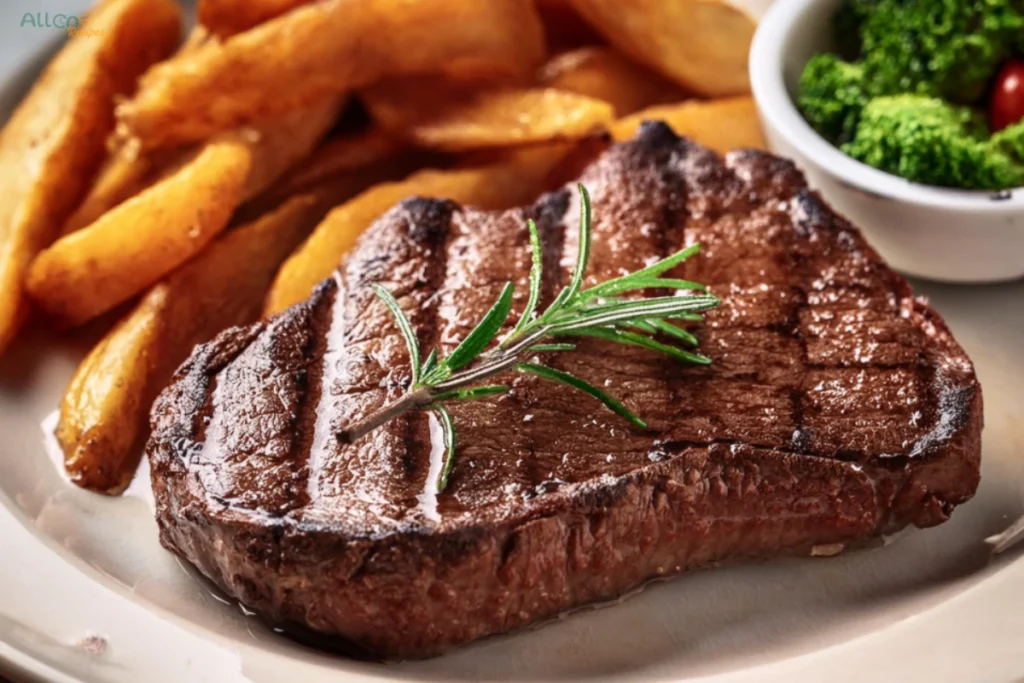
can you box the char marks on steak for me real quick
[148,122,982,658]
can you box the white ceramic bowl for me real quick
[749,0,1024,283]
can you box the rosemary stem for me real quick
[338,387,434,444]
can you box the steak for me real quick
[148,122,982,658]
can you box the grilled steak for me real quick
[148,122,982,658]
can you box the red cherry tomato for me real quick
[991,60,1024,132]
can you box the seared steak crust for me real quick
[148,123,982,658]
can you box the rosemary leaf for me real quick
[371,284,421,386]
[430,405,457,491]
[510,218,544,337]
[627,320,658,334]
[628,242,701,280]
[447,281,515,372]
[547,183,593,315]
[588,276,706,297]
[550,294,719,331]
[640,319,700,347]
[570,327,711,365]
[530,343,576,352]
[517,362,647,428]
[421,348,439,377]
[433,385,510,402]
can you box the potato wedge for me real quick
[611,96,765,153]
[29,95,342,327]
[0,0,181,354]
[59,27,232,238]
[27,140,251,328]
[59,194,334,494]
[569,0,756,97]
[118,0,545,149]
[241,95,347,200]
[265,142,583,314]
[539,47,688,116]
[198,0,312,38]
[363,78,614,152]
[60,142,154,237]
[57,288,165,494]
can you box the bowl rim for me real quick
[749,0,1024,212]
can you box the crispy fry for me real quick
[118,0,545,149]
[0,0,181,354]
[60,142,154,237]
[28,96,342,328]
[58,289,164,494]
[265,142,582,314]
[27,140,251,328]
[569,0,756,97]
[59,27,230,238]
[240,96,347,200]
[198,0,312,38]
[59,194,332,494]
[611,96,765,153]
[362,78,614,152]
[539,47,688,116]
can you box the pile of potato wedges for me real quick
[0,0,765,494]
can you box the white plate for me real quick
[2,2,1024,682]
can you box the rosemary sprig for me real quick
[339,184,720,491]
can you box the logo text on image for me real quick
[19,12,105,37]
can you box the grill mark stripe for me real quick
[401,202,454,496]
[522,194,571,495]
[653,147,693,440]
[284,281,339,514]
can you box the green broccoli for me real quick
[991,120,1024,163]
[841,95,1024,190]
[797,54,868,145]
[851,0,1024,104]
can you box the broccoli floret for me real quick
[797,54,868,145]
[991,120,1024,162]
[852,0,1024,104]
[841,95,1024,190]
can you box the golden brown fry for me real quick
[28,96,342,328]
[118,0,545,150]
[59,28,227,239]
[569,0,756,97]
[265,142,580,314]
[363,77,614,152]
[59,194,333,494]
[27,140,251,328]
[539,47,688,116]
[198,0,312,38]
[60,143,153,237]
[240,95,347,200]
[58,289,164,494]
[65,95,342,242]
[0,0,181,354]
[611,96,765,154]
